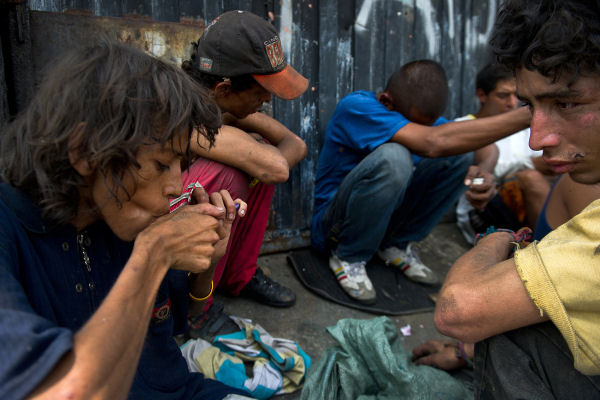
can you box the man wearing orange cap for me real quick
[180,10,308,327]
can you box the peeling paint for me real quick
[446,0,455,40]
[280,0,293,56]
[416,0,439,57]
[143,30,167,57]
[300,102,316,136]
[29,0,60,12]
[355,0,375,32]
[336,39,353,102]
[482,1,498,43]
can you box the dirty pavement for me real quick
[213,217,471,399]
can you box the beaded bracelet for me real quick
[188,279,214,302]
[456,341,473,368]
[249,177,260,188]
[474,226,533,249]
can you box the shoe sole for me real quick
[239,292,296,308]
[350,295,377,305]
[404,274,439,285]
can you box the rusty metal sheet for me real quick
[29,10,205,77]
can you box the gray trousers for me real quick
[474,322,600,399]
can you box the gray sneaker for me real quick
[329,254,376,304]
[377,243,439,285]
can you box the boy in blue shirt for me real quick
[312,60,530,303]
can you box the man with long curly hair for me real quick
[0,40,249,399]
[435,1,600,398]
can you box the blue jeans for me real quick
[321,143,472,262]
[474,322,600,399]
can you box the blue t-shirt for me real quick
[0,183,243,400]
[311,90,447,252]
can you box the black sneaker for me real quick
[187,302,240,342]
[240,267,296,307]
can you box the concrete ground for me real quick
[214,217,472,399]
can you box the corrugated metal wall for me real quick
[1,0,499,252]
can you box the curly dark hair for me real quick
[490,0,600,81]
[1,39,222,225]
[476,63,514,95]
[385,60,448,119]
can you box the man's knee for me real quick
[371,143,413,184]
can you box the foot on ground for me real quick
[329,254,376,304]
[240,267,296,307]
[378,243,439,285]
[186,302,240,343]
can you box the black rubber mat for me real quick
[287,248,439,315]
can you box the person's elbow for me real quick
[434,283,482,343]
[412,136,453,158]
[286,135,308,168]
[259,159,290,184]
[297,137,308,162]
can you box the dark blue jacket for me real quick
[0,183,242,399]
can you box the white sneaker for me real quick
[377,243,439,284]
[329,254,376,304]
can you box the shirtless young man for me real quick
[434,1,600,397]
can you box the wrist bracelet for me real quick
[249,177,260,188]
[189,280,214,302]
[456,341,473,368]
[474,226,532,250]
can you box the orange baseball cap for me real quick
[193,10,308,100]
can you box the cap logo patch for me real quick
[264,36,284,69]
[198,57,213,71]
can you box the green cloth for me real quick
[300,317,473,400]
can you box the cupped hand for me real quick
[464,166,496,210]
[134,204,224,275]
[412,339,466,370]
[189,186,247,265]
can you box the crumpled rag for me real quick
[181,316,311,399]
[300,316,473,400]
